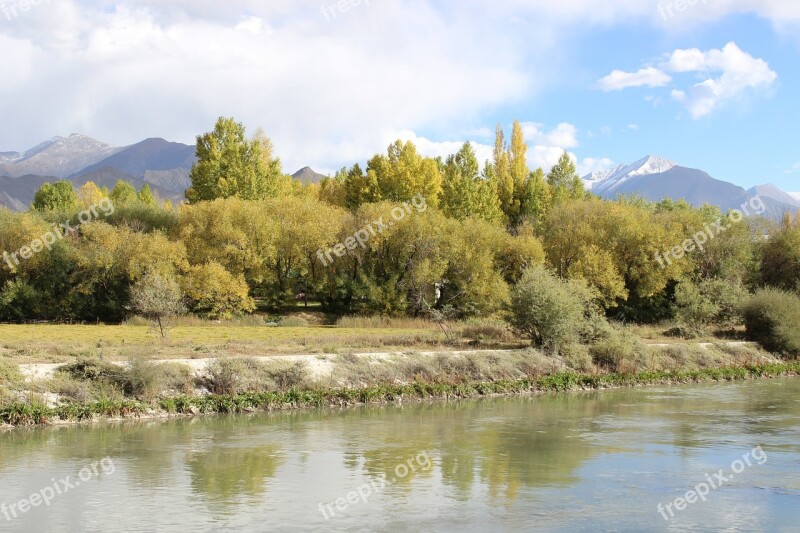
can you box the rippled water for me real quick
[1,378,799,532]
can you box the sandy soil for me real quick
[17,350,518,382]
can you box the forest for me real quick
[1,117,799,355]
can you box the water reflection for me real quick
[0,378,798,532]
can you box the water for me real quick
[1,378,799,532]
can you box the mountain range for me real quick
[0,135,797,219]
[582,155,799,220]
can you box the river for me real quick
[1,378,799,532]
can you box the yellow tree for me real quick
[366,141,442,208]
[78,181,106,208]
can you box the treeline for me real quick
[1,117,799,328]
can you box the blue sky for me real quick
[0,0,798,191]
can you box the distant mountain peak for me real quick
[292,166,326,184]
[583,155,676,195]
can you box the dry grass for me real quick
[330,350,561,388]
[335,315,440,329]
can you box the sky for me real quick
[1,0,799,190]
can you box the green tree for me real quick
[110,180,139,206]
[440,142,501,222]
[365,141,442,208]
[493,124,514,220]
[138,184,157,206]
[32,181,78,212]
[546,151,585,204]
[761,215,800,292]
[509,266,595,352]
[186,117,283,203]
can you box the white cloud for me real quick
[0,1,531,172]
[596,67,672,91]
[521,122,579,149]
[600,42,777,119]
[577,156,616,177]
[0,1,792,172]
[389,131,494,168]
[665,42,778,118]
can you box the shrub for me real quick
[509,266,599,352]
[589,328,648,372]
[267,362,308,390]
[58,358,122,382]
[123,358,167,401]
[205,359,250,395]
[673,279,748,334]
[742,289,800,358]
[560,344,594,372]
[277,317,309,328]
[0,359,22,387]
[460,321,513,342]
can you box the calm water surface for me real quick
[1,378,799,532]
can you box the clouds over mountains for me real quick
[597,42,778,118]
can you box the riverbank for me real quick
[3,349,799,428]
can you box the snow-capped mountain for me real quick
[790,192,800,203]
[583,155,799,220]
[0,134,123,179]
[582,155,676,195]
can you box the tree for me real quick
[440,142,502,222]
[547,151,582,204]
[138,184,157,206]
[520,168,551,227]
[182,261,256,319]
[186,117,284,203]
[110,180,139,206]
[365,140,442,208]
[761,216,800,292]
[32,181,78,212]
[78,182,107,208]
[129,272,187,338]
[493,124,514,220]
[253,127,290,197]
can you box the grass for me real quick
[0,318,527,365]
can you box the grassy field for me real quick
[0,317,522,365]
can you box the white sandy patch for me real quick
[17,350,517,382]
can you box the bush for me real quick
[510,266,599,352]
[589,327,648,372]
[58,358,122,382]
[277,317,310,328]
[560,344,594,372]
[673,279,748,334]
[0,359,23,388]
[267,362,308,390]
[742,289,800,358]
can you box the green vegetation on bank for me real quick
[3,358,799,427]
